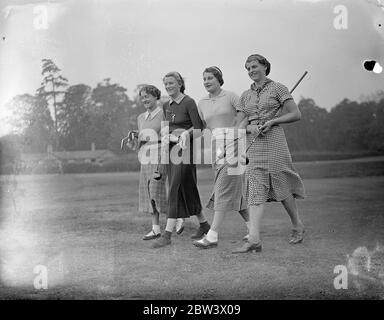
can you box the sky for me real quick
[0,0,383,136]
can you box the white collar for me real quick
[203,89,226,100]
[144,107,161,120]
[169,93,185,105]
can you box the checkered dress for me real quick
[237,78,305,205]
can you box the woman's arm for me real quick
[196,103,208,130]
[259,99,301,134]
[185,103,207,133]
[233,93,257,133]
[184,98,205,139]
[234,111,247,128]
[273,99,301,124]
[168,99,204,149]
[234,111,261,134]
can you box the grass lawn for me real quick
[0,158,384,299]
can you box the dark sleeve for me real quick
[186,97,204,130]
[162,102,167,121]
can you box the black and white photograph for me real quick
[0,0,384,305]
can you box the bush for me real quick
[0,163,14,175]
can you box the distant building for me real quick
[50,143,117,165]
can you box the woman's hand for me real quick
[162,133,179,145]
[259,120,275,135]
[127,139,135,150]
[127,138,140,151]
[161,134,170,146]
[124,131,139,151]
[169,134,179,143]
[246,124,260,135]
[178,131,189,150]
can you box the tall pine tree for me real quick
[37,59,68,150]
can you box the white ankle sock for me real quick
[153,225,161,234]
[245,221,251,232]
[206,230,218,242]
[165,218,177,233]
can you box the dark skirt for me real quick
[166,142,202,219]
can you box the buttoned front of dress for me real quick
[238,78,292,125]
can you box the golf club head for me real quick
[131,130,139,139]
[127,130,138,141]
[121,130,139,151]
[120,137,128,151]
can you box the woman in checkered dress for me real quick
[128,85,170,241]
[232,54,306,253]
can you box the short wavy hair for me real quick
[163,72,185,93]
[203,66,224,86]
[139,84,161,100]
[245,54,271,76]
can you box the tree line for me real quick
[284,95,384,153]
[1,59,146,165]
[1,59,384,167]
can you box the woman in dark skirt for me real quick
[152,72,210,248]
[232,54,306,253]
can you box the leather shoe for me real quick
[191,223,210,239]
[176,226,184,235]
[152,234,171,248]
[232,241,262,254]
[143,230,161,241]
[193,236,218,249]
[289,228,305,244]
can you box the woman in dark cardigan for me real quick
[152,72,210,248]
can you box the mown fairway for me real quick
[1,159,384,299]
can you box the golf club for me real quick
[120,130,139,151]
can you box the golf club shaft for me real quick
[290,71,307,94]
